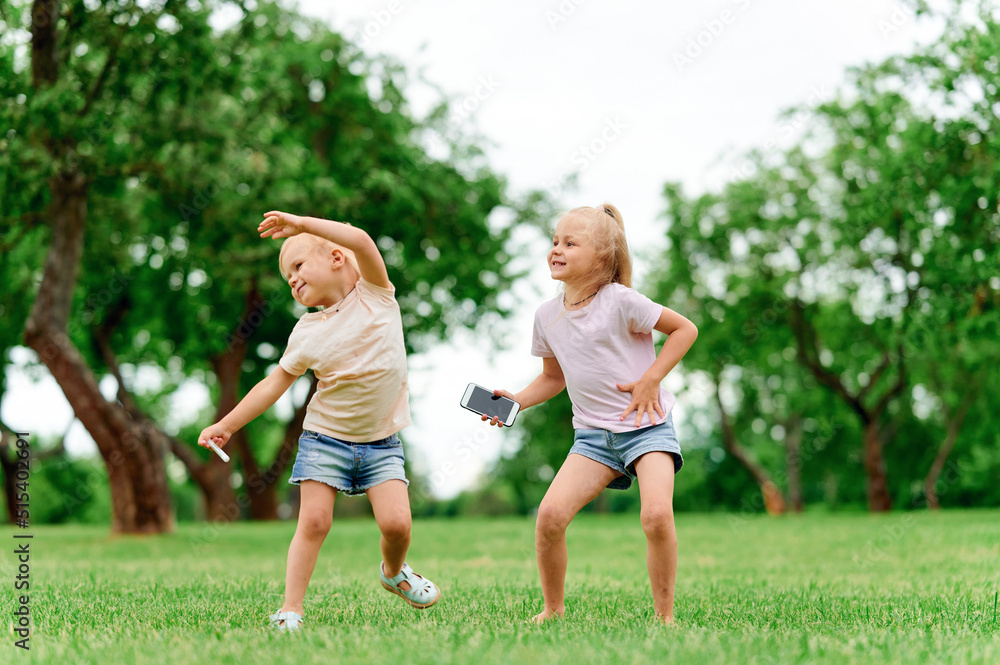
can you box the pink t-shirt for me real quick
[531,283,676,432]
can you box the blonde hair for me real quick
[561,202,632,289]
[278,233,360,281]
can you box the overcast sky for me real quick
[3,0,939,498]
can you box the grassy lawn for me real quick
[2,510,998,664]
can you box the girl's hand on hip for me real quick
[259,211,307,239]
[616,378,664,428]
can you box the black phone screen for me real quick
[467,386,516,421]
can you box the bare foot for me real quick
[529,607,564,625]
[654,613,676,627]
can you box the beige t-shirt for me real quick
[279,279,411,442]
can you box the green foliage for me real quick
[28,454,111,525]
[480,0,1000,514]
[644,0,1000,511]
[1,0,554,517]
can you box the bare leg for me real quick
[633,452,677,624]
[280,480,336,616]
[367,480,413,591]
[533,454,620,624]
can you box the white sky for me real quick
[2,0,939,498]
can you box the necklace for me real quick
[320,285,357,321]
[563,290,598,308]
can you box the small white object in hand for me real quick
[208,442,230,463]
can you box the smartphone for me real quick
[460,383,520,426]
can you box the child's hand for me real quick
[198,423,232,449]
[259,211,308,239]
[481,389,517,428]
[616,377,665,428]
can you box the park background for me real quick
[1,1,999,663]
[1,0,997,527]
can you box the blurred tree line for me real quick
[2,0,997,528]
[480,0,999,517]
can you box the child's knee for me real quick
[640,504,675,539]
[298,511,333,538]
[379,515,411,542]
[535,503,571,540]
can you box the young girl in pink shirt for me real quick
[198,211,440,631]
[484,203,697,625]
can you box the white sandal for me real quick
[379,562,441,609]
[269,610,304,631]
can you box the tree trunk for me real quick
[1,422,70,523]
[218,285,304,521]
[790,301,905,513]
[243,378,316,519]
[715,381,786,515]
[23,172,174,533]
[169,284,311,521]
[924,387,977,510]
[0,427,19,524]
[169,435,238,521]
[784,416,804,513]
[25,0,174,534]
[862,421,892,512]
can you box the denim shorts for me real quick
[289,430,409,496]
[569,413,683,490]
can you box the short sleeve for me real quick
[357,278,396,306]
[530,308,554,358]
[278,327,309,377]
[619,287,663,334]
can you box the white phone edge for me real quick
[504,400,520,426]
[461,382,478,407]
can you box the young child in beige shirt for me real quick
[198,211,440,630]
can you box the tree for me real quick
[4,0,549,530]
[651,0,999,511]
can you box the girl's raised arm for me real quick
[259,211,391,289]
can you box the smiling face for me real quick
[548,214,598,287]
[279,236,346,308]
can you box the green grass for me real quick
[2,510,999,664]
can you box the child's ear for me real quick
[329,247,345,268]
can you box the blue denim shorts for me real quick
[289,430,409,496]
[569,413,683,490]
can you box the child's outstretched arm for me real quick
[617,307,698,427]
[198,365,298,449]
[258,211,391,289]
[483,356,566,427]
